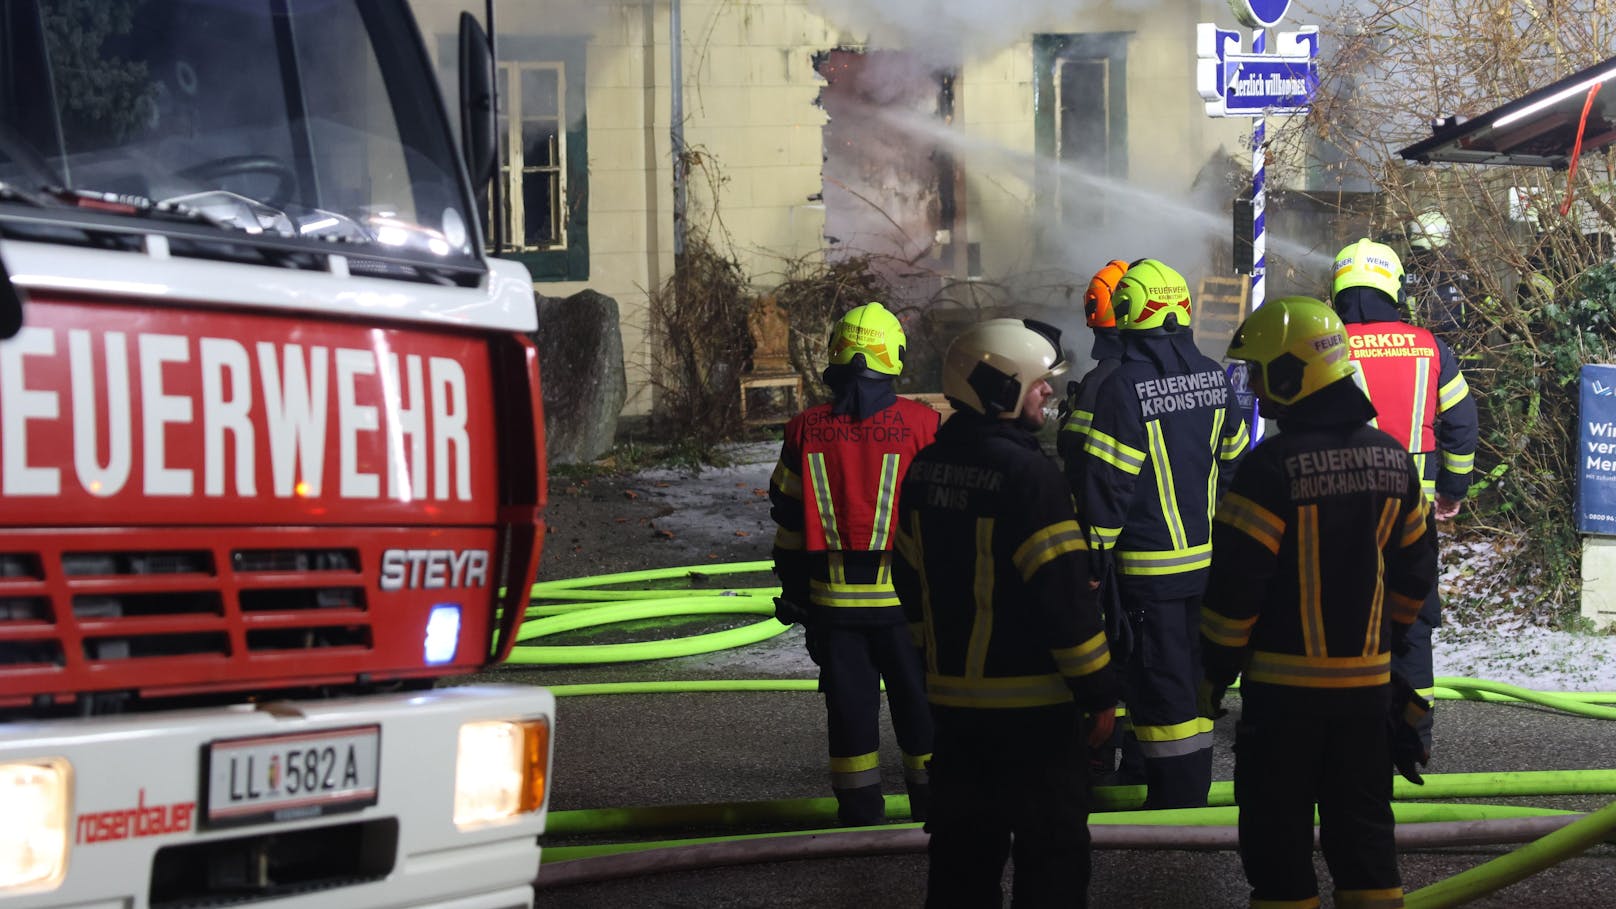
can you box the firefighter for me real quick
[1332,238,1478,753]
[1057,258,1134,779]
[893,317,1120,908]
[1056,259,1130,462]
[1069,258,1249,808]
[769,300,941,827]
[1401,211,1475,340]
[1204,296,1438,908]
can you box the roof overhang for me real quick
[1398,56,1616,168]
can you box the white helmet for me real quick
[943,318,1068,419]
[1406,211,1452,251]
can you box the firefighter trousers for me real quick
[925,704,1095,909]
[1118,592,1213,808]
[1391,586,1438,753]
[1235,686,1402,907]
[810,621,933,825]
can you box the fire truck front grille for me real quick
[149,818,398,909]
[0,538,398,707]
[232,549,359,573]
[82,631,231,661]
[245,624,371,652]
[64,550,214,576]
[237,586,364,612]
[73,591,223,618]
[0,597,59,665]
[1,553,42,578]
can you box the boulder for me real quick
[532,289,626,465]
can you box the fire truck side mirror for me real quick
[0,253,21,339]
[458,13,498,197]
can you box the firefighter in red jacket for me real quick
[1069,259,1249,808]
[770,301,941,826]
[1204,296,1438,908]
[894,317,1119,907]
[1332,238,1478,752]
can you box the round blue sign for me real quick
[1228,0,1290,27]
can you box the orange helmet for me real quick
[1085,260,1130,330]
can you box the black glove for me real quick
[773,596,810,627]
[1389,672,1431,785]
[1057,380,1080,426]
[771,553,810,625]
[1097,556,1134,666]
[1197,678,1228,720]
[1388,621,1412,658]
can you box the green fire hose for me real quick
[515,560,1616,904]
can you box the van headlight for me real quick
[453,719,548,828]
[0,759,71,891]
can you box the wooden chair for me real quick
[739,295,804,426]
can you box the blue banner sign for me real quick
[1196,25,1319,118]
[1222,56,1319,113]
[1579,364,1616,534]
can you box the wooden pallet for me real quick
[1196,275,1250,344]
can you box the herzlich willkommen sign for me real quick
[1196,24,1319,118]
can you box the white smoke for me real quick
[808,0,1140,67]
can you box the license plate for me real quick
[204,725,381,827]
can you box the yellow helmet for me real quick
[1332,238,1405,303]
[943,318,1068,419]
[828,301,906,376]
[1113,259,1192,332]
[1225,296,1356,405]
[1085,260,1130,330]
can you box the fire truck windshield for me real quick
[0,0,479,267]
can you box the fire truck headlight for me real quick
[423,604,462,665]
[0,759,71,891]
[453,719,549,828]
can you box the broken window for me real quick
[1035,34,1129,233]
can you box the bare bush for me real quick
[646,234,753,457]
[768,253,899,406]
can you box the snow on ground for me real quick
[1437,621,1616,691]
[632,442,1616,693]
[1435,537,1616,692]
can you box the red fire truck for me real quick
[0,2,554,907]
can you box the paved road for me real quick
[485,618,1616,909]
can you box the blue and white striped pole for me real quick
[1250,27,1266,314]
[1248,26,1268,443]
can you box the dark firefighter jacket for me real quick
[1335,286,1479,502]
[1201,379,1439,709]
[1056,358,1121,464]
[892,412,1121,713]
[1073,333,1250,598]
[770,395,940,626]
[1405,248,1475,338]
[1056,328,1125,462]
